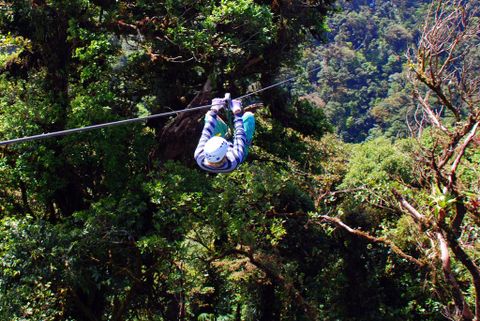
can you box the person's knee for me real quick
[242,112,255,144]
[243,111,254,120]
[243,112,255,128]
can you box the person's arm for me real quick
[194,110,218,163]
[229,101,247,163]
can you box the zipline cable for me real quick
[0,103,216,146]
[236,66,321,100]
[0,66,321,146]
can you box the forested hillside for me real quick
[0,1,479,321]
[299,0,431,142]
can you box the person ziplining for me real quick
[0,66,320,148]
[194,96,255,173]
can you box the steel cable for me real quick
[0,66,321,146]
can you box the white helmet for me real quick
[204,136,228,163]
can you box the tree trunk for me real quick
[436,232,474,320]
[157,79,212,162]
[259,282,279,321]
[446,232,480,321]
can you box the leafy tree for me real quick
[0,0,472,320]
[298,0,430,142]
[318,1,480,320]
[0,1,348,320]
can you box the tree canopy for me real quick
[0,0,479,320]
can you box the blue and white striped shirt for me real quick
[194,110,247,173]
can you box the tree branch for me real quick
[414,90,451,134]
[230,247,318,321]
[316,215,425,268]
[446,233,480,321]
[435,231,474,320]
[438,118,477,170]
[448,121,479,189]
[391,189,429,226]
[315,186,367,207]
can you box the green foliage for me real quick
[0,34,31,66]
[285,98,333,139]
[297,0,430,142]
[253,106,334,175]
[0,217,59,320]
[341,137,415,193]
[0,0,456,320]
[329,137,417,245]
[163,0,276,65]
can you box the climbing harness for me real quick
[0,66,321,146]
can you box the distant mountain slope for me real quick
[301,0,431,142]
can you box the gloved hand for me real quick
[230,99,242,115]
[210,98,225,113]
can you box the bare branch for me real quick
[448,121,480,188]
[405,0,480,317]
[438,118,478,170]
[435,231,474,320]
[391,189,429,225]
[415,90,451,133]
[446,233,480,321]
[316,215,425,268]
[410,0,480,123]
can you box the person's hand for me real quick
[210,98,225,113]
[230,99,242,115]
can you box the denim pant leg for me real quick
[242,112,255,158]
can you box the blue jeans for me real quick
[206,112,255,157]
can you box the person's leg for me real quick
[242,112,255,158]
[205,114,228,137]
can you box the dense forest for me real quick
[0,0,479,320]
